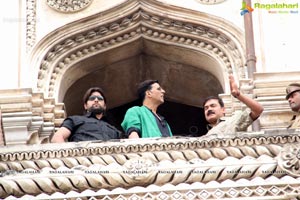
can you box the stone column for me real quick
[243,0,256,79]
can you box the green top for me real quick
[121,106,172,138]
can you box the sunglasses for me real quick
[88,95,104,101]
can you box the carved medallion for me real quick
[123,158,155,181]
[278,144,300,177]
[47,0,93,13]
[196,0,226,5]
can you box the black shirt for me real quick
[61,112,121,142]
[152,112,170,137]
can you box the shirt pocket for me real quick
[82,121,99,132]
[71,118,84,132]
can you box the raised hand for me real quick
[229,74,240,98]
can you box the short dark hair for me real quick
[137,80,159,101]
[203,96,224,108]
[83,87,107,104]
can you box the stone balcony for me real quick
[0,71,300,145]
[1,130,300,199]
[1,71,300,199]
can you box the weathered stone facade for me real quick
[0,88,65,146]
[0,0,300,199]
[1,131,300,199]
[1,72,300,199]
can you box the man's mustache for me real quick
[207,110,215,116]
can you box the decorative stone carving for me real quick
[278,144,300,177]
[0,88,65,146]
[38,11,244,97]
[30,1,246,99]
[0,133,300,199]
[123,158,154,180]
[46,0,93,13]
[196,0,227,5]
[26,0,36,52]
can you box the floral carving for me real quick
[47,0,93,13]
[196,0,227,5]
[123,158,155,181]
[278,144,300,176]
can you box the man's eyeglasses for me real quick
[88,95,104,101]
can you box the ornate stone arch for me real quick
[28,0,246,105]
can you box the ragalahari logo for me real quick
[240,1,254,15]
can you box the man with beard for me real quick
[286,83,300,129]
[51,87,121,143]
[203,74,264,137]
[121,80,172,138]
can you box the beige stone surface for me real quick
[1,132,300,199]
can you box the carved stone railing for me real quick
[1,130,300,199]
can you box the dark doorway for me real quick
[107,100,208,138]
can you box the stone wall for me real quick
[253,72,300,130]
[0,88,65,145]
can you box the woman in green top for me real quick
[121,80,172,138]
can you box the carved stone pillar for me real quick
[0,88,65,145]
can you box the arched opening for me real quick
[29,0,245,136]
[62,40,223,137]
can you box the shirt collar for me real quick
[85,111,102,119]
[85,112,93,117]
[85,111,107,122]
[143,105,164,120]
[143,105,152,111]
[206,118,225,130]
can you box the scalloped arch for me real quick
[28,0,246,105]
